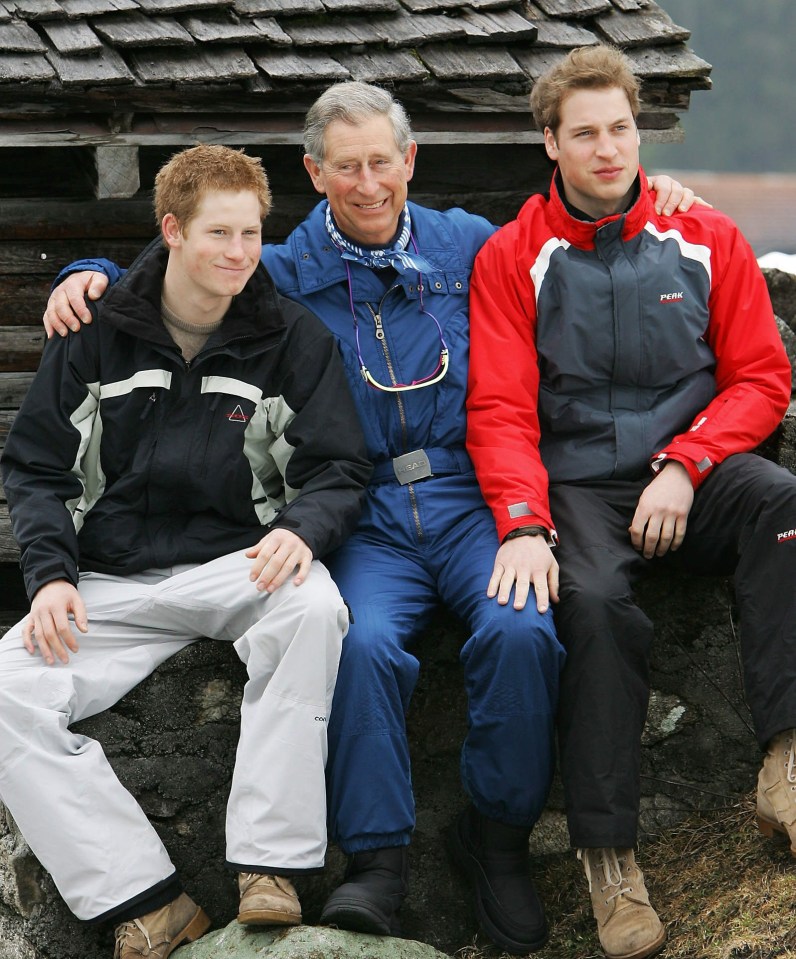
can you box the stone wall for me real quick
[1,269,795,959]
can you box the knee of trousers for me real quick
[754,470,796,528]
[0,663,73,766]
[557,574,652,655]
[334,607,420,694]
[244,565,348,649]
[462,605,564,687]
[329,612,420,744]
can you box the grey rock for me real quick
[776,316,796,383]
[177,922,450,959]
[764,267,796,334]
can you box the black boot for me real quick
[319,846,408,936]
[448,805,548,955]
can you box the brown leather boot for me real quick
[237,873,302,925]
[113,893,210,959]
[579,848,665,959]
[757,728,796,855]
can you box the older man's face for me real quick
[303,114,417,247]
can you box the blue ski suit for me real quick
[263,201,564,852]
[55,199,565,854]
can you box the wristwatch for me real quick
[503,525,548,542]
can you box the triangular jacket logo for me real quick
[227,405,249,423]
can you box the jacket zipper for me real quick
[366,298,425,543]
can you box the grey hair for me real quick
[303,81,413,165]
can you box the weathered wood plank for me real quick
[47,43,135,85]
[0,328,45,372]
[419,43,525,81]
[0,240,143,276]
[0,373,34,408]
[534,0,611,17]
[11,0,68,19]
[0,51,55,82]
[0,20,46,52]
[0,505,20,565]
[460,9,538,42]
[627,45,712,79]
[0,410,16,444]
[467,0,526,9]
[336,47,430,83]
[322,0,399,12]
[92,12,194,47]
[232,0,324,15]
[130,45,257,83]
[60,0,139,14]
[249,18,292,45]
[512,45,570,80]
[282,17,381,45]
[399,0,469,12]
[135,0,234,11]
[610,0,645,10]
[370,11,468,45]
[40,19,105,56]
[595,8,690,47]
[91,145,141,200]
[0,277,55,327]
[0,198,155,241]
[252,48,349,81]
[183,12,271,43]
[525,2,599,46]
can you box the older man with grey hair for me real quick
[44,80,696,956]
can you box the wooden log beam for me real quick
[0,327,44,371]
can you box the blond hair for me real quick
[530,45,640,134]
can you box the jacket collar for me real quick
[546,165,654,248]
[287,200,467,299]
[94,238,286,349]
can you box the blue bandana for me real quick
[324,202,434,275]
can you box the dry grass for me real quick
[454,792,796,959]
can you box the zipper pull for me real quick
[140,392,157,420]
[373,313,385,340]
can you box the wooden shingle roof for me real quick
[0,0,710,196]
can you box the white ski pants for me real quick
[0,549,348,920]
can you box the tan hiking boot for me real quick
[237,872,302,926]
[578,848,665,959]
[113,893,210,959]
[757,728,796,855]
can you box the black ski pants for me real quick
[550,453,796,848]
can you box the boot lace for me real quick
[113,918,152,958]
[578,848,634,904]
[241,873,278,888]
[784,730,796,788]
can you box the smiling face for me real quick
[544,85,640,220]
[162,188,263,321]
[303,114,417,247]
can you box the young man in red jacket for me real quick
[466,44,795,959]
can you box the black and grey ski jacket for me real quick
[2,240,371,600]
